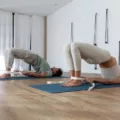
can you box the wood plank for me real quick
[0,74,120,120]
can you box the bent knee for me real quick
[8,48,16,55]
[64,44,71,53]
[71,43,78,50]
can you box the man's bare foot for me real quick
[0,73,11,78]
[61,80,82,87]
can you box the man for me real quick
[0,48,63,78]
[62,42,120,87]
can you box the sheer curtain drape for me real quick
[12,14,31,71]
[0,11,44,72]
[0,11,12,71]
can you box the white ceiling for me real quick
[0,0,73,16]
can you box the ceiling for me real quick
[0,0,73,16]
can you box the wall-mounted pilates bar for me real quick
[105,9,109,44]
[93,13,98,70]
[71,22,74,43]
[119,41,120,65]
[12,13,15,48]
[93,13,98,46]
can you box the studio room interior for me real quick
[0,0,120,120]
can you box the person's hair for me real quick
[52,68,63,77]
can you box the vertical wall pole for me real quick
[105,9,109,44]
[44,16,47,60]
[93,13,97,46]
[29,16,32,71]
[93,13,98,70]
[12,13,15,48]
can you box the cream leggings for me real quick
[64,42,111,71]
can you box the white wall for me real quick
[47,0,120,73]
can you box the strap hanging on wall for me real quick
[118,41,120,65]
[93,13,98,46]
[71,22,74,43]
[12,13,15,48]
[105,9,109,44]
[29,16,32,71]
[93,13,98,70]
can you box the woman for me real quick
[62,42,120,87]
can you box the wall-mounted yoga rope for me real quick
[71,22,74,43]
[93,13,98,70]
[105,9,109,44]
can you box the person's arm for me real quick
[85,77,120,84]
[21,71,47,77]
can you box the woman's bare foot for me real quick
[62,80,82,87]
[0,73,11,78]
[61,79,72,86]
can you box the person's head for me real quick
[51,67,63,77]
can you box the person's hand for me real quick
[20,71,31,76]
[40,72,46,77]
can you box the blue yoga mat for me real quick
[0,76,69,81]
[29,83,120,93]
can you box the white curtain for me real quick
[0,12,44,71]
[13,14,31,71]
[0,11,12,71]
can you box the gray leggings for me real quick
[64,42,111,71]
[5,48,37,68]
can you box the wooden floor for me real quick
[0,73,120,120]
